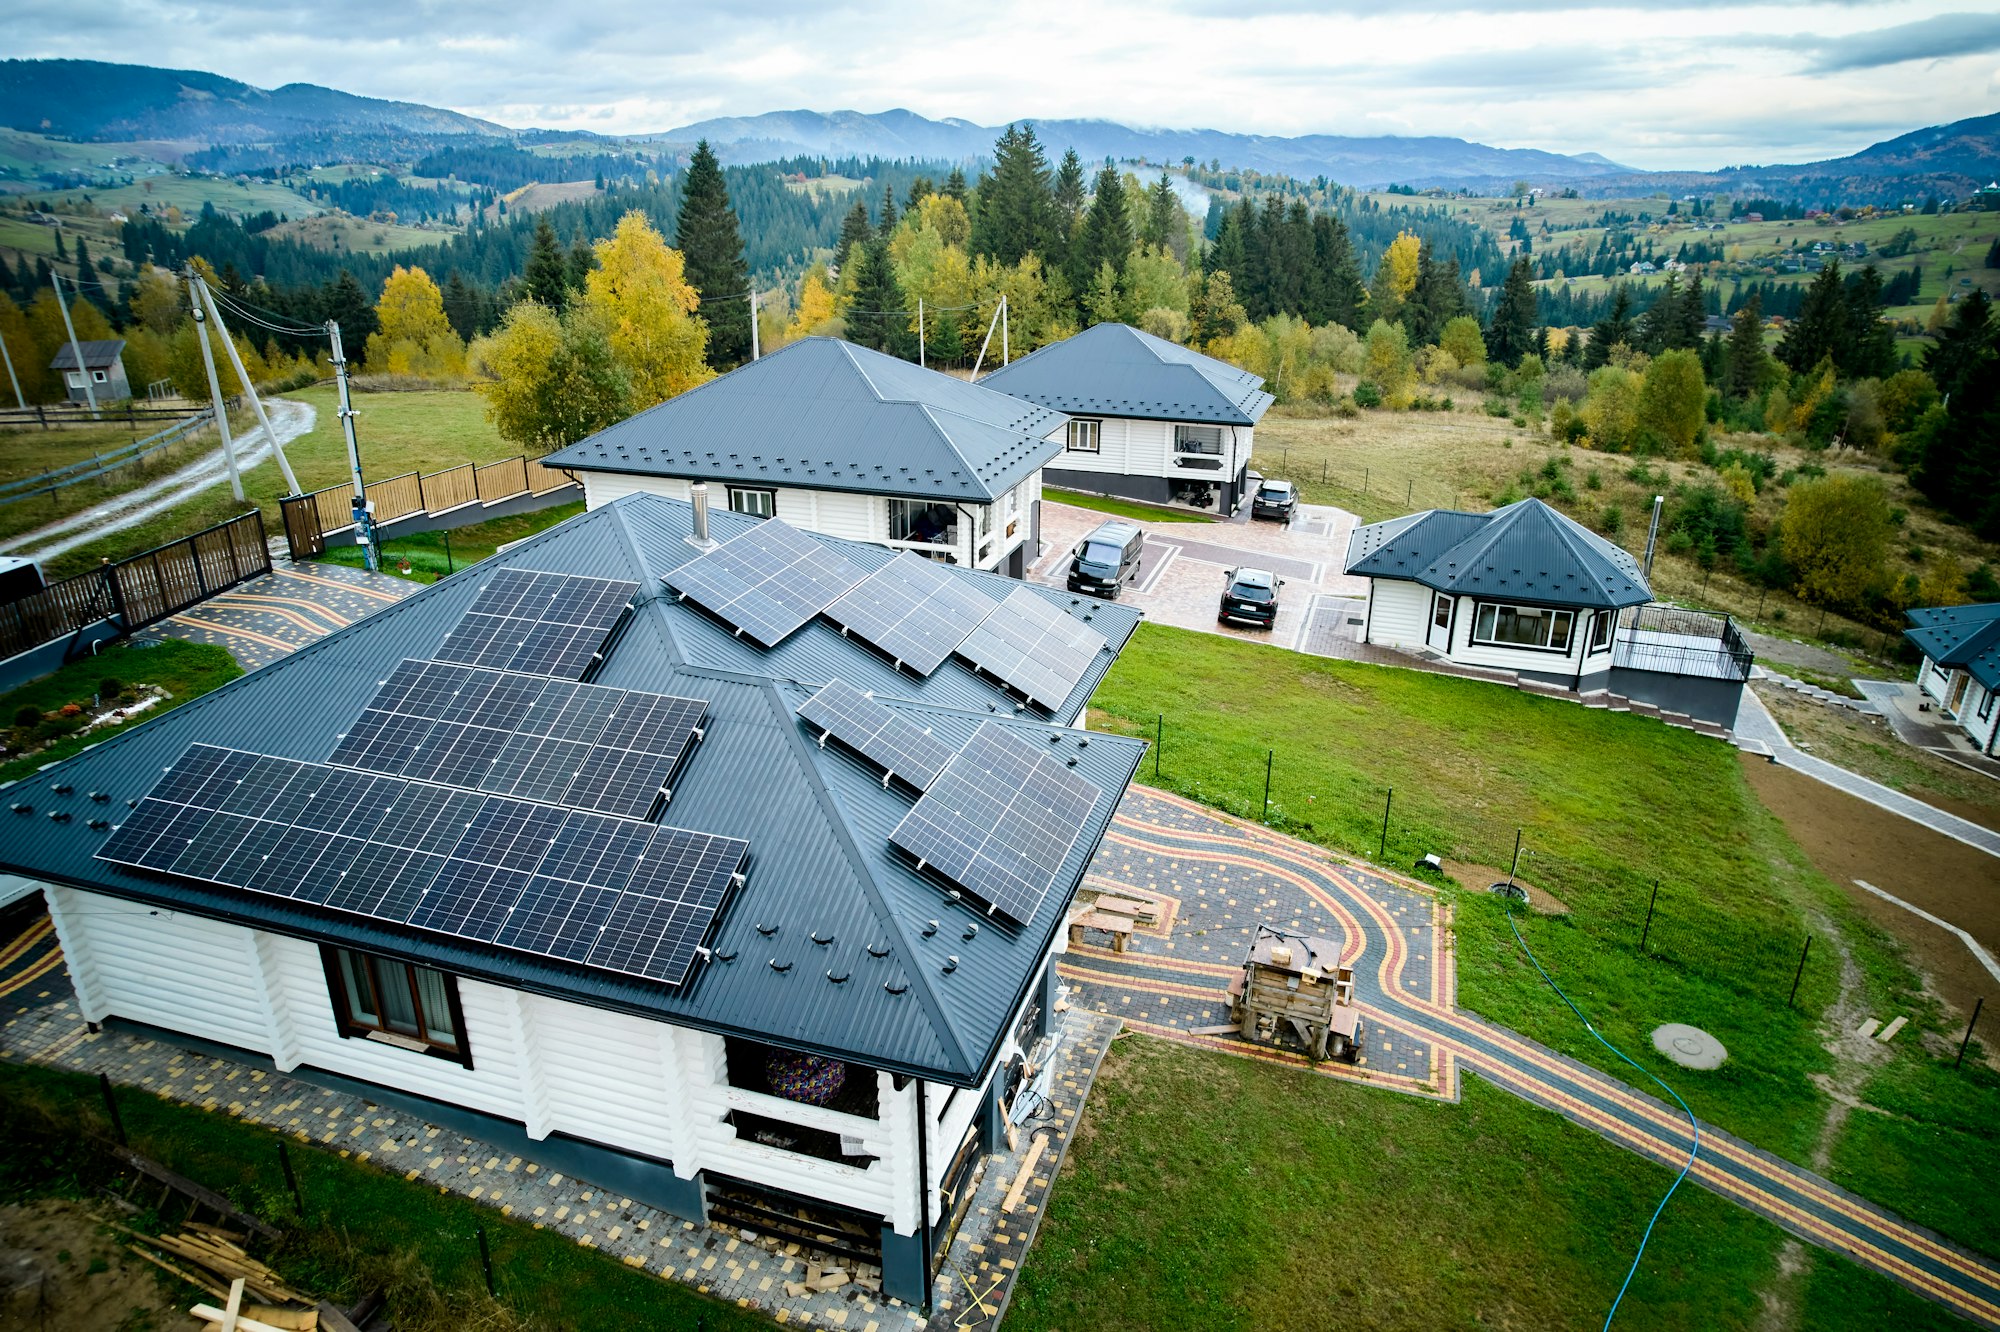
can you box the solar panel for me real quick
[434,569,639,678]
[663,518,867,647]
[330,660,706,820]
[796,679,956,790]
[889,722,1101,925]
[952,587,1108,713]
[98,744,749,988]
[821,551,997,675]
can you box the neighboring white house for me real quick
[48,339,131,405]
[542,337,1065,578]
[1,496,1146,1306]
[1346,498,1754,729]
[978,323,1273,516]
[1905,601,2000,755]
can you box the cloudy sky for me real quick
[13,0,2000,168]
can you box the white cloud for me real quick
[6,0,1996,169]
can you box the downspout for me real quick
[914,1078,933,1314]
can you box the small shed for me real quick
[48,339,130,405]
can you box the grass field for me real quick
[0,1061,767,1332]
[1010,1037,1965,1332]
[319,500,586,581]
[265,212,451,254]
[1042,487,1216,525]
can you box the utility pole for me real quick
[749,287,760,362]
[1642,494,1664,579]
[0,322,23,410]
[50,272,101,417]
[1000,293,1009,365]
[326,319,377,570]
[194,275,299,494]
[917,297,925,369]
[186,267,244,501]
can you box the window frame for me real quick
[1173,424,1224,456]
[1981,685,1996,722]
[319,945,473,1067]
[1470,600,1576,655]
[1589,609,1616,654]
[727,486,777,519]
[1065,419,1102,454]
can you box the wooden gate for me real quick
[280,492,327,560]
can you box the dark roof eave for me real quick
[552,449,1061,504]
[1367,570,1653,612]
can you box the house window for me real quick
[1589,610,1616,653]
[321,945,470,1065]
[92,369,108,384]
[1982,686,1996,721]
[1066,419,1102,453]
[1471,601,1576,653]
[1173,424,1224,456]
[727,486,776,519]
[1432,592,1453,642]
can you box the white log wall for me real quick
[1364,579,1430,649]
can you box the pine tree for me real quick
[1777,260,1845,375]
[1486,258,1539,366]
[847,238,913,359]
[674,139,752,366]
[524,217,568,308]
[566,235,595,294]
[835,201,873,273]
[1051,149,1088,294]
[1304,213,1364,330]
[1638,275,1683,354]
[1142,174,1178,249]
[1584,286,1636,369]
[877,183,898,238]
[970,124,1053,267]
[1723,294,1769,399]
[1078,166,1133,289]
[442,270,481,341]
[942,168,968,203]
[1841,265,1896,379]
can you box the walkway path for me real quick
[1735,687,2000,859]
[1063,788,2000,1328]
[156,561,410,671]
[0,398,314,561]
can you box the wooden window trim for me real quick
[318,945,473,1068]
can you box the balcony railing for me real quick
[1612,605,1754,681]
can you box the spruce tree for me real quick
[442,270,480,341]
[1051,149,1087,290]
[1777,260,1845,375]
[1638,275,1683,354]
[322,270,378,349]
[942,168,968,203]
[1841,265,1896,379]
[1675,275,1707,349]
[927,305,964,362]
[1723,294,1769,399]
[1078,166,1133,288]
[1142,174,1178,249]
[1264,199,1310,320]
[835,201,873,273]
[566,234,595,295]
[847,238,913,359]
[970,124,1053,267]
[1913,291,1997,532]
[1305,214,1365,331]
[524,217,568,308]
[1407,242,1466,346]
[877,183,899,238]
[1583,286,1636,369]
[1486,258,1539,366]
[1210,207,1248,295]
[674,139,752,366]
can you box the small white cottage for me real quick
[1905,601,2000,755]
[978,323,1273,516]
[543,337,1064,578]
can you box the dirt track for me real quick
[1742,753,2000,1018]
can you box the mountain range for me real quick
[1,58,1994,196]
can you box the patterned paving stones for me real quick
[156,561,411,671]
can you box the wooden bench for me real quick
[1067,909,1136,953]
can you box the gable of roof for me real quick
[1905,601,2000,688]
[1345,498,1651,611]
[48,339,126,371]
[0,496,1145,1085]
[542,338,1066,503]
[978,323,1274,427]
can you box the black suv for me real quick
[1251,479,1298,523]
[1218,567,1282,629]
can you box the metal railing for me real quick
[1611,604,1755,682]
[0,511,271,661]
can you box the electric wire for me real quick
[1505,894,1699,1331]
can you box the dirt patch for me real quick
[1741,753,2000,1019]
[0,1198,201,1331]
[1753,684,2000,833]
[1443,860,1568,914]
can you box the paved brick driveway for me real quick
[156,561,412,671]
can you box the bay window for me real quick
[1471,601,1576,653]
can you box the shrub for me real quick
[1484,396,1512,418]
[1543,365,1589,403]
[96,677,122,700]
[1600,504,1625,535]
[57,703,82,718]
[1353,381,1383,408]
[14,705,43,729]
[1585,467,1603,490]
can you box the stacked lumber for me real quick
[117,1222,319,1327]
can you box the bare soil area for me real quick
[1753,684,2000,833]
[1740,753,2000,1018]
[0,1198,201,1331]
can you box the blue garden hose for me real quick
[1505,897,1700,1331]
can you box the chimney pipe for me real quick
[1641,494,1663,582]
[690,481,714,548]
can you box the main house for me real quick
[542,337,1066,578]
[0,493,1145,1305]
[1905,601,2000,756]
[977,322,1273,516]
[1345,497,1754,729]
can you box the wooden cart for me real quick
[1225,927,1363,1063]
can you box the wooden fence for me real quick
[0,401,214,431]
[0,511,271,661]
[278,454,577,559]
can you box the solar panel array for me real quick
[796,679,957,790]
[665,519,867,647]
[435,569,639,678]
[952,587,1109,713]
[97,744,747,986]
[329,660,705,820]
[821,551,997,676]
[889,722,1101,925]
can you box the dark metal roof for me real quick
[48,339,126,371]
[977,323,1274,426]
[0,495,1146,1086]
[1344,498,1651,611]
[542,337,1067,503]
[1905,602,2000,690]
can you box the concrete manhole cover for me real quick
[1652,1023,1728,1069]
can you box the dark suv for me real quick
[1251,479,1298,523]
[1066,520,1145,599]
[1219,567,1282,629]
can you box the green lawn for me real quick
[0,410,244,549]
[1044,488,1217,525]
[1011,1036,1966,1332]
[0,638,240,786]
[318,500,587,582]
[1089,625,1920,1163]
[0,1061,769,1332]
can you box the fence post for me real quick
[1154,714,1162,780]
[1379,788,1392,860]
[1788,935,1812,1007]
[1640,879,1659,952]
[477,1225,496,1296]
[1262,749,1273,820]
[277,1140,304,1217]
[98,1072,127,1146]
[1958,997,1984,1070]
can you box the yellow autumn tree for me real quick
[582,210,712,410]
[365,265,465,379]
[787,265,839,339]
[1367,231,1423,324]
